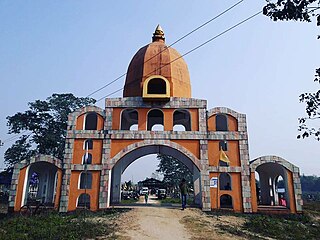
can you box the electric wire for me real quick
[1,130,29,145]
[85,0,244,98]
[95,10,262,102]
[1,6,260,146]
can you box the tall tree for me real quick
[156,154,193,188]
[4,93,95,172]
[263,0,320,140]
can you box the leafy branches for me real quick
[156,154,193,188]
[264,1,320,140]
[4,93,95,171]
[263,0,319,22]
[298,68,320,140]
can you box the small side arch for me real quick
[10,155,63,212]
[250,155,302,213]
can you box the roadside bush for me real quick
[243,214,319,240]
[0,211,119,240]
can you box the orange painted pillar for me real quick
[54,169,63,210]
[250,172,258,212]
[138,109,147,130]
[287,171,297,213]
[14,167,28,211]
[209,172,219,209]
[164,110,173,131]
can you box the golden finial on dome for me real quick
[152,24,165,42]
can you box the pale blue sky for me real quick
[1,1,319,181]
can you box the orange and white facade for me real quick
[9,26,303,213]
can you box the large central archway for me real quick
[109,143,202,207]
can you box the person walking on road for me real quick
[179,178,188,210]
[144,191,149,204]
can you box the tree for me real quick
[4,93,95,172]
[156,154,193,189]
[263,0,320,140]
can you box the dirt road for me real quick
[113,196,247,240]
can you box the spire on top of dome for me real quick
[152,24,165,42]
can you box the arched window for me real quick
[216,114,228,131]
[147,78,166,94]
[82,153,92,164]
[84,112,98,130]
[83,139,93,150]
[220,194,233,209]
[219,173,232,190]
[79,172,92,189]
[219,140,228,151]
[173,109,191,131]
[121,109,138,130]
[147,109,164,131]
[77,193,90,209]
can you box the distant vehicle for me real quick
[121,191,130,200]
[157,189,166,199]
[140,187,148,195]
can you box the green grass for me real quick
[243,214,319,240]
[0,209,128,240]
[204,201,320,240]
[120,198,139,204]
[160,197,194,205]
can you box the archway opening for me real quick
[110,145,201,208]
[23,161,58,206]
[255,162,290,209]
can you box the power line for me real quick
[86,0,244,98]
[95,10,262,102]
[96,88,124,102]
[1,130,29,145]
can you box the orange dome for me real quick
[123,25,191,99]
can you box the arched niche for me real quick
[147,109,164,131]
[142,75,170,100]
[83,139,93,150]
[121,109,138,130]
[173,109,191,131]
[84,112,98,130]
[79,172,92,189]
[216,114,228,131]
[219,173,232,190]
[77,193,90,209]
[220,194,233,209]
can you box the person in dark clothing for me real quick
[179,178,188,210]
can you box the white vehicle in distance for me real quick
[140,187,148,195]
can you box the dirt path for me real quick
[112,196,249,240]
